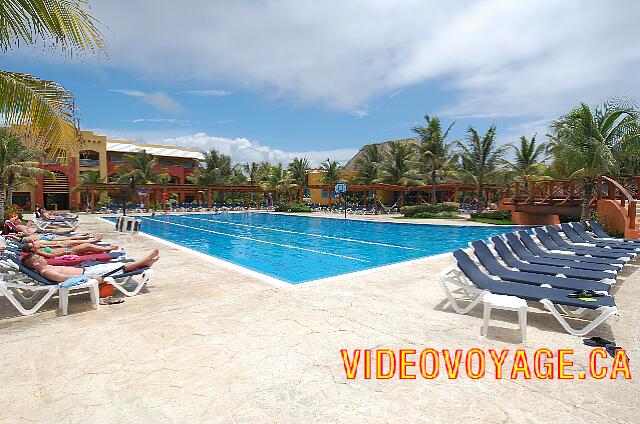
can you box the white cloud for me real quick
[131,118,191,125]
[109,89,184,113]
[182,89,231,97]
[84,0,640,118]
[89,129,357,166]
[163,133,358,166]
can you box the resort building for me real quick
[15,130,204,211]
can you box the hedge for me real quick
[275,203,312,213]
[400,202,459,216]
[471,210,512,220]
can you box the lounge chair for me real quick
[0,256,99,316]
[559,223,640,252]
[34,217,79,232]
[439,249,618,336]
[545,225,637,256]
[490,236,617,280]
[516,231,625,266]
[533,227,632,260]
[586,220,640,244]
[470,241,612,292]
[502,233,620,272]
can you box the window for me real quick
[109,156,124,163]
[158,160,174,166]
[321,190,327,198]
[182,162,194,168]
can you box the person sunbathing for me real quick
[22,240,119,258]
[5,215,86,236]
[37,207,78,220]
[22,249,160,283]
[6,232,100,243]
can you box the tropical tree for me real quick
[508,135,548,187]
[456,125,509,207]
[261,163,292,202]
[243,162,264,186]
[375,142,423,186]
[1,0,106,155]
[76,170,103,209]
[187,149,234,185]
[0,128,50,219]
[115,150,169,184]
[353,144,381,184]
[288,157,309,202]
[412,115,456,204]
[550,99,640,222]
[320,159,342,206]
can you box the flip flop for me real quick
[568,290,604,298]
[100,296,124,305]
[584,336,614,347]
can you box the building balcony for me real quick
[80,158,100,167]
[42,157,64,165]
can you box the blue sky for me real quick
[6,0,639,165]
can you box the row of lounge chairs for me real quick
[0,224,152,317]
[440,221,637,337]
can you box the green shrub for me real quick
[411,211,464,219]
[400,202,459,216]
[471,210,512,220]
[275,203,312,213]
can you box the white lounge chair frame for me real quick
[439,263,619,337]
[104,268,153,297]
[0,273,99,316]
[34,217,79,232]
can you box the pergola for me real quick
[79,182,499,211]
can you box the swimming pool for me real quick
[110,213,518,284]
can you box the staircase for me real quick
[596,176,639,239]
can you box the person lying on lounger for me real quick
[21,241,119,258]
[21,249,160,283]
[14,234,103,246]
[4,215,87,236]
[37,207,78,220]
[6,232,101,244]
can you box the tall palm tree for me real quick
[456,125,509,207]
[509,135,548,187]
[320,159,342,206]
[288,157,309,202]
[76,170,103,209]
[375,142,423,186]
[243,162,262,185]
[261,163,291,202]
[115,150,169,184]
[550,99,640,222]
[0,128,50,219]
[1,0,106,154]
[354,144,381,184]
[187,149,234,185]
[412,115,455,204]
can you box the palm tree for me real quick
[243,162,262,185]
[187,149,234,185]
[320,159,342,207]
[115,150,169,184]
[375,142,423,186]
[77,170,103,210]
[353,144,381,184]
[0,129,50,219]
[508,135,548,187]
[261,163,291,202]
[288,157,310,202]
[1,0,106,154]
[550,99,640,222]
[412,115,455,204]
[456,125,509,207]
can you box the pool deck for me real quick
[0,214,638,423]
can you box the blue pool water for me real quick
[108,213,518,284]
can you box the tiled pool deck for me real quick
[0,214,638,423]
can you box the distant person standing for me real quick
[266,193,273,209]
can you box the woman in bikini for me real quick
[22,240,120,258]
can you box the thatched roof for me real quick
[342,137,418,171]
